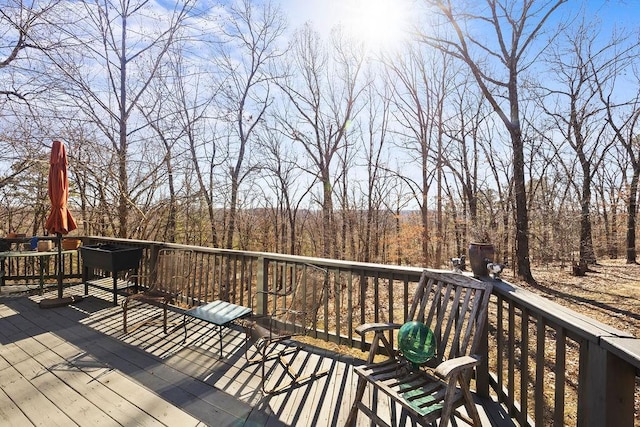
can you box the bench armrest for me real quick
[355,322,403,362]
[355,322,403,336]
[434,354,481,380]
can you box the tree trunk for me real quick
[117,148,128,238]
[322,173,335,259]
[609,196,618,259]
[421,142,430,266]
[117,15,128,238]
[510,125,534,282]
[579,179,596,264]
[626,170,639,263]
[226,174,239,249]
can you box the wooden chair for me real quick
[242,290,329,393]
[345,269,493,427]
[122,248,193,334]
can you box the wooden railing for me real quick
[7,236,638,426]
[489,281,639,426]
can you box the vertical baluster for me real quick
[520,307,530,425]
[554,328,566,426]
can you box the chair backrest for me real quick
[408,270,493,366]
[149,249,193,298]
[253,289,308,337]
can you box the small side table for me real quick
[182,300,252,358]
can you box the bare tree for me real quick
[166,49,225,247]
[49,0,194,237]
[257,127,314,255]
[136,89,181,243]
[278,25,366,259]
[593,42,640,263]
[385,44,453,265]
[0,0,68,206]
[62,124,109,235]
[440,75,492,243]
[214,0,287,249]
[420,0,568,282]
[0,0,64,106]
[594,149,625,260]
[356,69,396,263]
[539,21,623,265]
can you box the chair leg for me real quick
[439,375,460,427]
[345,375,367,427]
[346,332,385,426]
[244,338,266,362]
[458,373,482,426]
[439,371,482,427]
[260,345,269,392]
[122,298,129,333]
[258,343,328,394]
[163,303,168,334]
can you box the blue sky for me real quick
[279,0,412,36]
[583,1,640,35]
[279,0,640,40]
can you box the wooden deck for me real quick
[0,285,514,426]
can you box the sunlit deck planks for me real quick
[0,286,510,426]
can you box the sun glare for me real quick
[340,0,409,50]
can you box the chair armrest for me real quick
[273,308,306,316]
[355,322,403,336]
[434,354,481,380]
[356,323,403,361]
[244,314,270,329]
[125,272,144,281]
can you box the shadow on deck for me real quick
[0,285,514,426]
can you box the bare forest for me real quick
[1,0,640,284]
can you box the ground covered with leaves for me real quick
[514,258,640,338]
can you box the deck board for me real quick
[10,347,117,426]
[0,286,514,426]
[5,314,201,426]
[0,363,78,426]
[0,386,33,425]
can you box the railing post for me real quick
[256,256,268,316]
[580,339,636,426]
[476,311,491,398]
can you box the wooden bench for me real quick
[345,269,493,427]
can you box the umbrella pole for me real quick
[40,233,78,308]
[57,233,63,299]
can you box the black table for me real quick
[81,244,143,305]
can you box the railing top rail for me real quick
[85,235,640,374]
[601,336,640,375]
[86,236,429,276]
[491,280,632,339]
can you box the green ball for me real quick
[398,321,436,364]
